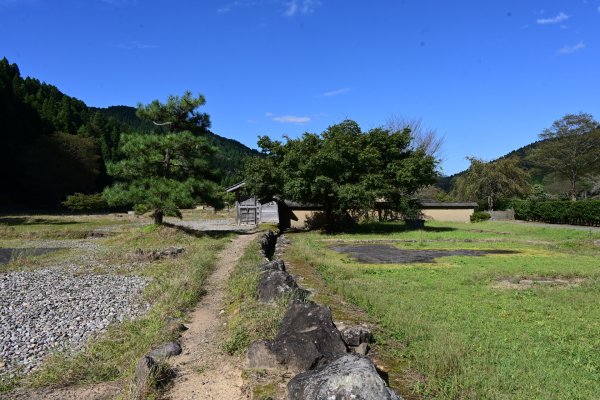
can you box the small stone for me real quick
[354,342,369,355]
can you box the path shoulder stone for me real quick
[133,353,176,395]
[134,356,157,388]
[163,317,188,336]
[286,353,402,400]
[147,342,182,360]
[248,300,347,372]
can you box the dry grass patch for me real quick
[492,276,586,290]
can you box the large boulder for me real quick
[287,353,402,400]
[257,269,308,302]
[248,300,347,371]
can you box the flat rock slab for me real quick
[331,244,516,264]
[0,248,60,265]
[287,353,402,400]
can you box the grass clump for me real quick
[286,221,600,399]
[252,382,278,400]
[222,239,286,355]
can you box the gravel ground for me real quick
[166,218,256,232]
[0,216,244,380]
[14,239,102,251]
[0,268,149,378]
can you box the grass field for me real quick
[0,213,230,396]
[285,221,600,399]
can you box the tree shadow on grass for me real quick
[0,248,61,265]
[0,217,81,226]
[339,222,456,235]
[163,222,257,240]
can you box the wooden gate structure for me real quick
[226,182,279,225]
[238,196,260,225]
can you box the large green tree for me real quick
[245,120,438,230]
[104,93,222,224]
[452,157,530,210]
[104,132,222,224]
[529,113,600,201]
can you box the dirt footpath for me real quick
[164,232,259,400]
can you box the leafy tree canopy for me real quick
[529,113,600,200]
[245,120,438,230]
[452,157,530,210]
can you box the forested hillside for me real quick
[440,125,600,199]
[0,58,257,207]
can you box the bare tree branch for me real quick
[385,115,445,159]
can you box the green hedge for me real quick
[511,199,600,226]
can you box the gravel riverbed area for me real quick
[0,268,149,377]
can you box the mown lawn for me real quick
[286,221,600,399]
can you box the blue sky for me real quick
[1,0,599,175]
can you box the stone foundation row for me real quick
[250,232,402,400]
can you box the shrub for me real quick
[470,211,491,223]
[62,193,109,212]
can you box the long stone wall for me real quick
[250,232,402,400]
